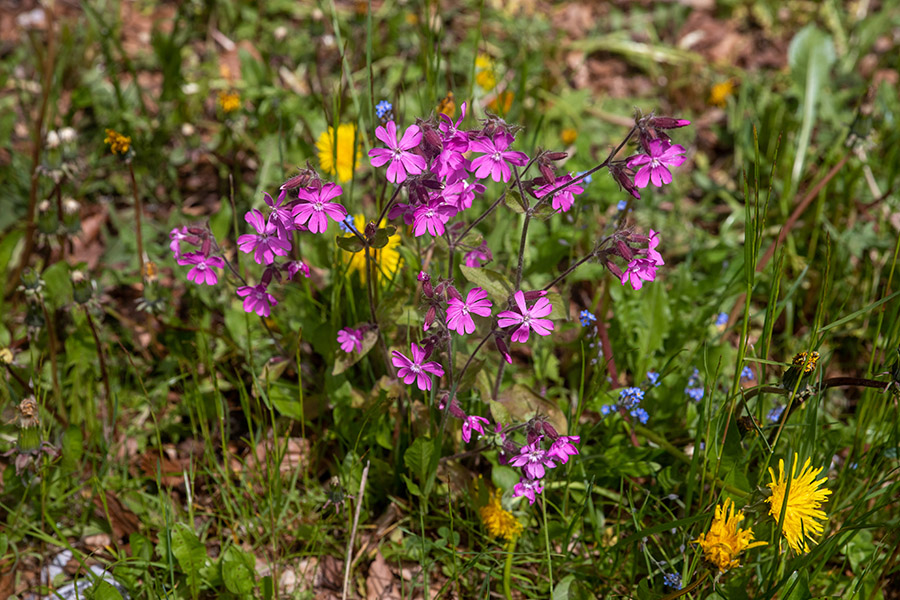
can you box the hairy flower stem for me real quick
[128,163,146,287]
[7,10,56,297]
[84,306,115,436]
[39,300,61,406]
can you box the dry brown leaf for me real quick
[92,491,140,541]
[365,551,399,600]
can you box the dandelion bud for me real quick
[46,130,60,149]
[71,270,93,304]
[37,199,58,235]
[424,305,436,331]
[61,198,81,234]
[59,127,77,144]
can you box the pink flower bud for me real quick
[521,290,547,302]
[605,260,623,279]
[446,286,462,302]
[424,305,436,331]
[616,240,634,261]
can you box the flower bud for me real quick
[615,240,634,261]
[541,420,559,440]
[46,130,60,149]
[609,163,641,200]
[71,270,93,304]
[37,199,58,235]
[648,116,691,129]
[539,162,556,185]
[423,305,436,331]
[59,127,77,144]
[495,335,512,364]
[446,286,462,302]
[61,198,81,234]
[604,260,623,279]
[364,222,377,240]
[545,151,568,161]
[521,290,547,302]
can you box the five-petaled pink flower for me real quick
[513,477,544,505]
[412,199,455,237]
[461,415,490,443]
[169,226,192,259]
[292,183,347,234]
[236,283,277,317]
[535,174,585,213]
[368,122,427,184]
[446,287,492,335]
[547,436,580,464]
[508,437,557,480]
[626,139,687,188]
[468,135,528,183]
[497,291,554,343]
[177,252,225,285]
[644,229,664,266]
[337,327,363,353]
[621,258,658,290]
[391,343,445,391]
[237,209,292,265]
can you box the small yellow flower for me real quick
[339,214,402,284]
[437,91,455,118]
[487,90,513,116]
[709,80,735,107]
[316,123,361,183]
[475,53,497,92]
[218,91,241,113]
[104,129,131,155]
[791,351,820,374]
[693,497,766,572]
[560,128,577,145]
[479,488,522,540]
[0,347,13,365]
[766,454,831,553]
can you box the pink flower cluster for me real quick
[611,113,690,199]
[602,229,666,291]
[172,171,343,317]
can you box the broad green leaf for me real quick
[90,581,124,600]
[170,523,208,592]
[222,545,256,595]
[336,235,365,253]
[458,265,514,305]
[404,437,435,485]
[552,575,575,600]
[503,190,526,213]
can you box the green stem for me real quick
[502,536,517,600]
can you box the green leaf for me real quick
[503,190,527,213]
[42,261,73,310]
[783,569,813,600]
[458,265,514,305]
[404,437,435,485]
[401,473,422,496]
[552,575,575,600]
[170,523,208,592]
[371,226,397,249]
[545,292,567,321]
[61,427,84,473]
[90,581,124,600]
[336,235,365,253]
[222,545,256,595]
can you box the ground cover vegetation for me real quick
[1,0,899,598]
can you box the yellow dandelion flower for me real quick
[218,91,241,113]
[693,497,766,572]
[104,129,131,155]
[316,123,361,183]
[560,128,577,145]
[475,54,497,92]
[437,91,456,118]
[709,80,735,107]
[791,351,820,374]
[339,214,402,284]
[487,90,514,116]
[479,488,522,540]
[766,454,831,553]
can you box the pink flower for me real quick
[337,327,363,353]
[177,252,225,285]
[391,343,445,391]
[437,102,469,149]
[513,477,544,505]
[264,190,295,230]
[169,226,192,259]
[412,199,455,237]
[644,229,664,266]
[621,258,658,290]
[464,242,493,268]
[508,437,556,479]
[446,287,492,335]
[535,174,585,213]
[368,122,427,184]
[468,135,528,183]
[626,140,686,188]
[496,291,554,343]
[547,435,580,464]
[443,179,484,212]
[285,260,310,280]
[237,209,292,265]
[461,415,490,443]
[236,283,277,317]
[292,183,347,234]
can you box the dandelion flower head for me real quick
[316,123,361,183]
[218,91,241,113]
[479,488,522,540]
[104,129,131,155]
[693,497,766,572]
[766,454,831,553]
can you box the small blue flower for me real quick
[740,366,754,381]
[767,405,784,423]
[715,312,728,327]
[616,199,628,211]
[338,214,357,233]
[646,371,661,387]
[630,407,649,424]
[600,404,615,416]
[577,171,592,185]
[375,100,393,120]
[685,386,704,402]
[618,386,645,408]
[579,309,597,327]
[663,572,682,590]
